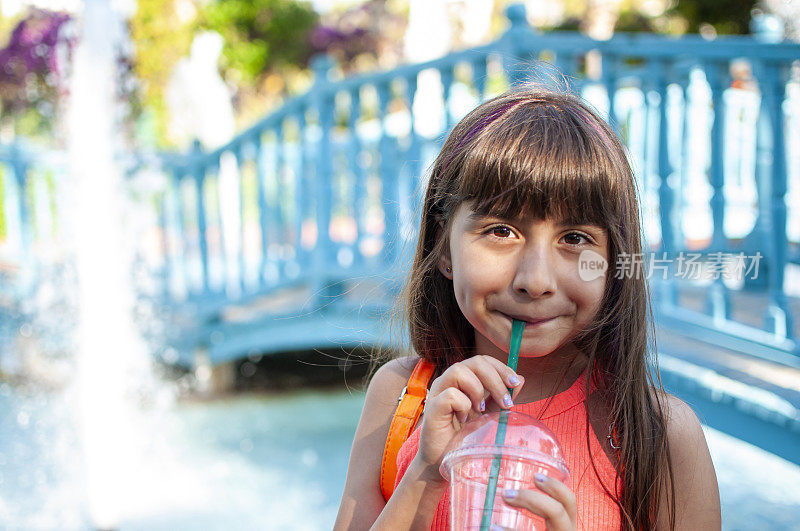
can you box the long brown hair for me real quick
[397,86,676,529]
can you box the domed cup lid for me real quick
[439,410,569,480]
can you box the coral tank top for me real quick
[393,368,623,530]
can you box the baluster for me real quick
[348,89,367,271]
[554,51,576,92]
[234,143,247,295]
[405,74,424,210]
[170,169,190,296]
[377,80,399,269]
[190,141,211,295]
[274,122,288,282]
[703,60,731,321]
[157,191,170,299]
[654,59,677,307]
[601,53,620,133]
[759,61,794,340]
[252,138,268,289]
[294,110,309,274]
[675,66,692,254]
[440,65,455,131]
[211,155,229,295]
[472,57,487,100]
[501,3,530,87]
[311,55,337,305]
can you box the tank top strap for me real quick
[512,366,594,420]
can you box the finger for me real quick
[501,487,573,531]
[466,356,523,409]
[426,387,473,424]
[532,473,577,522]
[431,363,487,413]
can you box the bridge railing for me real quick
[128,5,800,365]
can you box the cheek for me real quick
[571,274,606,315]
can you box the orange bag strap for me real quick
[380,358,436,501]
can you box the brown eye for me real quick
[564,232,590,245]
[490,226,512,238]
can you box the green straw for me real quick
[479,318,525,530]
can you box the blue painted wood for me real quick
[761,62,794,340]
[190,141,211,294]
[139,2,800,374]
[310,55,339,304]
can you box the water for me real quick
[1,382,799,530]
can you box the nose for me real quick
[511,244,557,298]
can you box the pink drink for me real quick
[440,411,569,531]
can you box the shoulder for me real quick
[652,391,721,529]
[365,355,420,407]
[333,355,422,530]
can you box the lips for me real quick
[502,312,558,325]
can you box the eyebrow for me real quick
[466,212,605,231]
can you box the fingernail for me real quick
[503,394,514,407]
[535,473,547,484]
[503,488,518,499]
[509,374,520,386]
[480,399,486,412]
[490,525,503,531]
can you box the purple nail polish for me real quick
[503,488,518,499]
[503,394,513,407]
[535,473,547,484]
[490,525,503,531]
[480,398,486,412]
[509,374,520,386]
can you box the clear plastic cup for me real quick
[439,411,569,531]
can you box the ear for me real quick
[437,254,452,280]
[435,219,453,280]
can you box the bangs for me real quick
[454,100,625,229]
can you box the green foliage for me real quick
[129,0,195,146]
[199,0,318,84]
[668,0,757,35]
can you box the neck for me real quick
[478,337,590,404]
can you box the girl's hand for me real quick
[410,355,524,482]
[496,474,577,531]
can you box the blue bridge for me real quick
[2,5,799,466]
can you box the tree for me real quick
[668,0,758,35]
[199,0,318,85]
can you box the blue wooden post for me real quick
[253,136,270,288]
[440,65,455,131]
[294,110,309,273]
[760,61,793,340]
[472,57,487,100]
[190,140,211,294]
[273,122,288,281]
[502,3,531,87]
[405,73,424,210]
[170,169,191,296]
[601,53,620,134]
[233,142,247,294]
[348,88,368,271]
[703,60,731,321]
[157,191,170,299]
[705,61,729,252]
[310,54,338,304]
[215,154,232,294]
[377,80,399,270]
[654,59,677,307]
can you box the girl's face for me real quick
[439,201,609,360]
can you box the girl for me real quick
[334,86,720,530]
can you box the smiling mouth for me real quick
[501,313,558,326]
